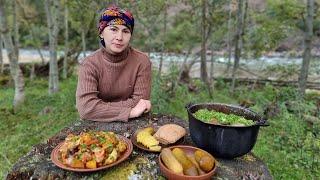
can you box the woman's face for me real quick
[100,25,132,54]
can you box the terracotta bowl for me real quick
[158,145,217,180]
[51,135,133,172]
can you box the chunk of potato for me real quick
[86,160,97,169]
[71,159,85,168]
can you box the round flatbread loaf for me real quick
[153,124,186,145]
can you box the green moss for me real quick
[100,157,148,180]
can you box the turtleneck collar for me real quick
[101,46,130,63]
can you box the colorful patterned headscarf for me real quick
[98,5,134,47]
[98,5,134,46]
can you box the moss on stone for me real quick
[100,156,149,180]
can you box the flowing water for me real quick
[1,49,319,81]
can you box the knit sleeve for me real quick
[110,58,152,108]
[76,62,131,122]
[132,58,152,99]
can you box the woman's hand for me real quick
[129,99,151,118]
[144,100,151,113]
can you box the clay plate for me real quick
[159,145,217,180]
[131,127,185,153]
[51,135,133,172]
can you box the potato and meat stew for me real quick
[58,131,127,169]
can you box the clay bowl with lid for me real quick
[158,145,217,180]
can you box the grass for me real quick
[236,85,320,179]
[0,76,79,178]
[0,73,319,179]
[151,76,319,179]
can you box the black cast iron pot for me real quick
[186,103,269,159]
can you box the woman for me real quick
[76,5,152,122]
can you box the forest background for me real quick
[0,0,319,179]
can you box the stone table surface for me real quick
[6,114,272,180]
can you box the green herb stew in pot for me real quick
[193,109,255,126]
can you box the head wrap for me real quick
[98,5,134,33]
[98,5,134,47]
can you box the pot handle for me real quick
[245,108,270,127]
[255,118,270,127]
[185,102,194,109]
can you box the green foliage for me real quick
[127,0,167,52]
[263,64,300,80]
[198,80,319,179]
[241,84,320,179]
[21,26,48,48]
[266,0,305,28]
[277,86,300,102]
[67,0,98,32]
[150,74,171,113]
[165,13,200,52]
[254,105,319,179]
[0,76,79,179]
[247,19,290,56]
[10,0,319,54]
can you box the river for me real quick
[1,49,319,82]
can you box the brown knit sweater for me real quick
[76,47,152,122]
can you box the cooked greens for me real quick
[193,109,255,126]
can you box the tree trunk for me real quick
[298,0,314,97]
[29,27,46,64]
[231,0,244,93]
[226,0,233,75]
[200,0,209,83]
[63,2,69,79]
[0,34,3,74]
[30,63,35,80]
[210,46,215,81]
[242,0,248,43]
[178,47,194,83]
[158,2,167,78]
[158,50,163,78]
[13,0,19,57]
[239,0,248,52]
[35,46,45,65]
[81,29,86,58]
[44,0,61,94]
[0,0,25,109]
